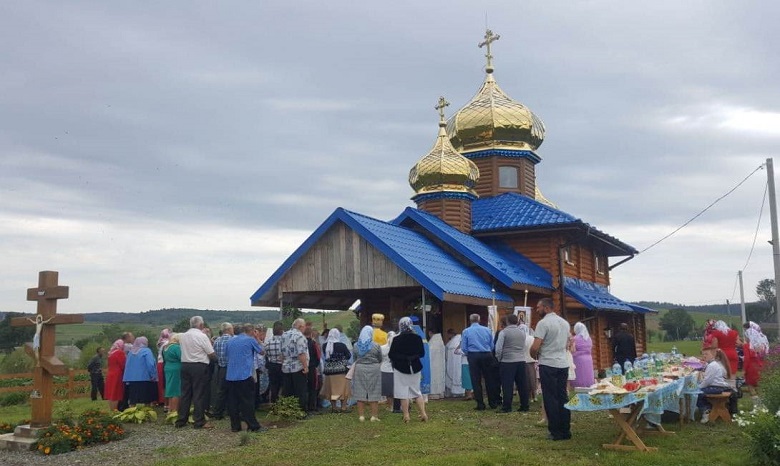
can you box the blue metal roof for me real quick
[472,193,638,256]
[392,207,553,291]
[250,207,512,306]
[472,193,579,231]
[564,277,638,312]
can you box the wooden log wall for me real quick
[469,156,535,198]
[279,222,419,294]
[417,197,472,233]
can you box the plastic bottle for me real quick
[647,354,656,376]
[612,361,622,376]
[624,360,634,380]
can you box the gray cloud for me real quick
[1,1,778,311]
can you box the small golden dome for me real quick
[446,30,545,152]
[409,97,480,196]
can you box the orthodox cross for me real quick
[11,271,84,427]
[435,96,450,122]
[478,29,501,71]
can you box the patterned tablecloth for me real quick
[565,373,701,421]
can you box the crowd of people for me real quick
[83,305,771,436]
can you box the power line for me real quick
[741,181,769,272]
[639,164,765,254]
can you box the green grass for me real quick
[646,309,742,333]
[0,396,749,465]
[646,340,704,357]
[54,323,106,345]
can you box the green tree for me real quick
[757,278,776,306]
[172,318,191,333]
[345,320,360,341]
[281,305,302,329]
[0,313,35,352]
[78,341,111,369]
[659,308,696,340]
[0,348,34,374]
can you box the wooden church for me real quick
[250,30,653,370]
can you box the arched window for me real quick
[498,166,518,188]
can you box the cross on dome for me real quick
[478,29,500,73]
[435,96,450,124]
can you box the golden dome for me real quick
[446,30,546,152]
[409,97,480,196]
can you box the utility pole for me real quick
[739,270,747,325]
[767,158,780,334]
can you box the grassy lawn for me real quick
[55,322,106,345]
[1,396,749,465]
[647,339,703,357]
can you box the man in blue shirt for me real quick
[225,323,265,432]
[461,313,500,410]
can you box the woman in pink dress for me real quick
[570,322,594,388]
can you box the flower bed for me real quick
[35,409,125,455]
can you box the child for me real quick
[698,347,732,423]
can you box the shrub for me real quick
[268,396,306,420]
[0,348,33,374]
[736,406,780,465]
[112,405,158,424]
[0,391,29,407]
[34,411,125,455]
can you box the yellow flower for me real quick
[44,447,51,455]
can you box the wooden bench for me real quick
[705,392,732,423]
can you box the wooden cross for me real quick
[11,271,84,427]
[435,96,450,121]
[478,29,501,71]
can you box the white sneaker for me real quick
[370,416,380,422]
[700,410,710,424]
[359,416,365,422]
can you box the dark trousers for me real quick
[306,367,319,412]
[467,352,501,408]
[267,362,283,403]
[499,361,529,411]
[697,386,728,411]
[539,365,571,440]
[227,377,261,431]
[282,370,308,411]
[90,373,104,401]
[212,366,228,417]
[177,362,211,428]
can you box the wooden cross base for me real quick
[602,406,658,452]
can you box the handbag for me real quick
[323,358,348,375]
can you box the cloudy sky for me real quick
[2,1,779,314]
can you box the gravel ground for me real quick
[0,421,257,466]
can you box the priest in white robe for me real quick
[445,329,465,397]
[428,332,446,399]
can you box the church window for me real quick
[595,253,607,274]
[498,166,518,188]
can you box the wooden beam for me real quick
[26,286,69,301]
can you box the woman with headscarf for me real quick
[711,320,739,374]
[122,336,158,406]
[389,317,429,422]
[105,339,126,411]
[352,325,383,422]
[702,319,717,350]
[320,328,352,412]
[570,322,594,388]
[380,331,397,411]
[743,321,769,390]
[156,328,171,408]
[163,333,182,413]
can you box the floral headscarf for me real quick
[574,322,590,341]
[355,325,375,357]
[108,339,124,355]
[398,316,413,334]
[745,321,769,356]
[130,336,148,355]
[325,328,341,359]
[157,328,171,349]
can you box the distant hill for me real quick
[81,308,289,325]
[633,301,760,316]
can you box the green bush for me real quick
[112,405,158,424]
[268,396,306,420]
[0,391,29,407]
[736,405,780,465]
[0,348,34,374]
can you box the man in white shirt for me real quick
[176,316,216,429]
[530,298,572,441]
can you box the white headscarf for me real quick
[714,320,730,334]
[573,322,590,341]
[745,321,769,356]
[325,328,341,359]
